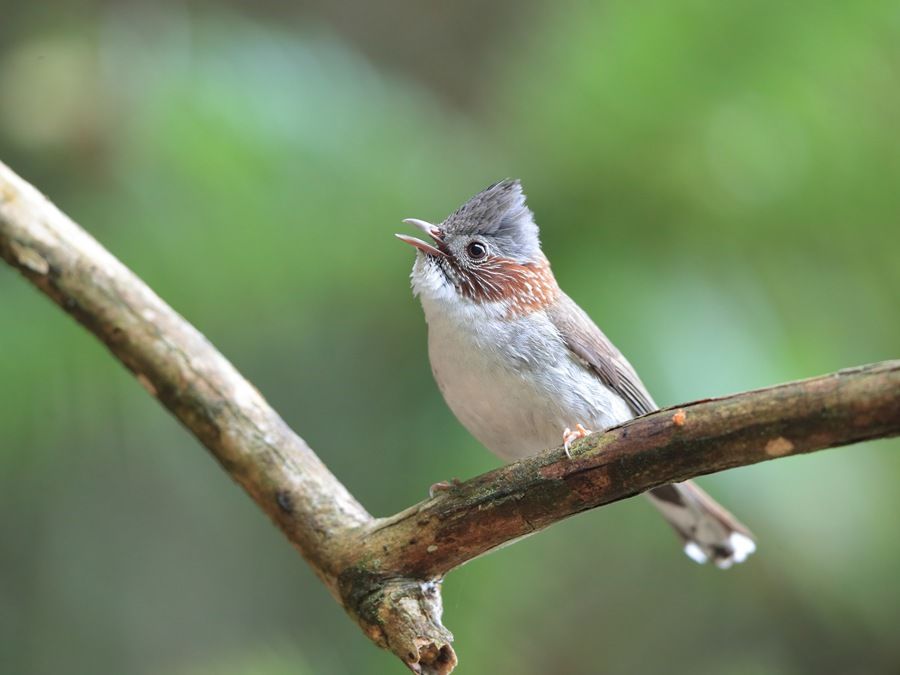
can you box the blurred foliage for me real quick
[1,1,898,674]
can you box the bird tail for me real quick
[646,481,756,569]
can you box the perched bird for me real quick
[396,180,755,567]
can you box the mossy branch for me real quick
[1,160,898,674]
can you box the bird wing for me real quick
[546,292,658,416]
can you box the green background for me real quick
[1,1,898,673]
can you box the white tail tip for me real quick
[685,532,757,568]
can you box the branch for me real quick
[356,360,900,579]
[1,160,898,674]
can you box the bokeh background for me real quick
[2,1,899,673]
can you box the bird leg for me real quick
[429,478,462,498]
[562,423,592,457]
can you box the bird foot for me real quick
[429,478,462,498]
[562,424,592,457]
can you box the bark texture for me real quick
[1,160,898,674]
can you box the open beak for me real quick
[395,218,447,257]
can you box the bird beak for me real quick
[395,218,447,257]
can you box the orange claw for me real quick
[562,423,592,457]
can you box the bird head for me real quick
[396,180,557,315]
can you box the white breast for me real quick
[419,291,634,461]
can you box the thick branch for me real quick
[0,162,370,582]
[0,161,453,673]
[1,160,898,674]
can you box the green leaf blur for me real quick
[1,2,898,674]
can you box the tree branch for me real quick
[355,360,899,580]
[1,160,898,674]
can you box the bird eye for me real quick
[466,241,487,260]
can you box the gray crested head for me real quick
[397,179,556,310]
[442,180,541,262]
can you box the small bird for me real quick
[397,179,755,568]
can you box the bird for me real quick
[396,179,755,568]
